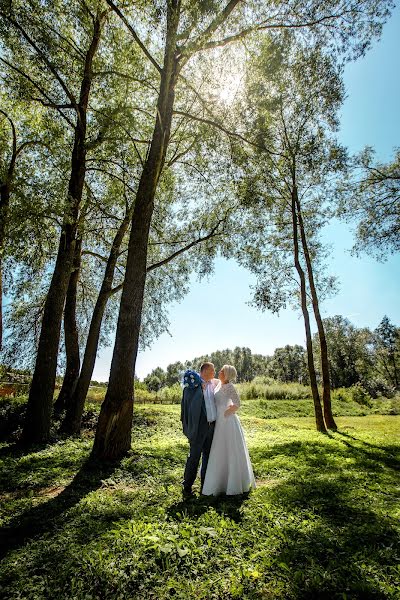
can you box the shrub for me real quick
[331,387,353,403]
[238,380,312,401]
[158,383,181,404]
[349,383,373,407]
[361,377,396,399]
[135,388,157,404]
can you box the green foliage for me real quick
[337,147,400,258]
[158,382,182,404]
[238,380,312,402]
[0,402,399,599]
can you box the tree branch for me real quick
[180,0,242,57]
[105,0,162,73]
[1,12,77,107]
[173,109,282,157]
[0,57,75,129]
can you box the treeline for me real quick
[143,314,399,398]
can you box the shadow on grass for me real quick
[251,438,399,599]
[0,456,121,561]
[331,430,400,471]
[251,435,400,478]
[167,490,250,523]
[335,429,400,458]
[265,473,399,599]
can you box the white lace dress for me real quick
[202,382,256,496]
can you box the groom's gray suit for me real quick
[181,380,217,492]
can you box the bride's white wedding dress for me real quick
[202,381,256,496]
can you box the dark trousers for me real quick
[183,420,215,491]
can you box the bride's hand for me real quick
[224,406,237,417]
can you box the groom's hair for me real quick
[200,362,214,373]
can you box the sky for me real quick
[93,6,400,382]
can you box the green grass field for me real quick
[0,397,399,599]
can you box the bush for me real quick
[331,387,353,403]
[158,383,182,404]
[349,383,373,407]
[361,377,396,399]
[135,388,157,404]
[86,387,106,403]
[238,380,312,401]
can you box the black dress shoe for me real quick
[182,487,195,498]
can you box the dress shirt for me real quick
[201,378,217,422]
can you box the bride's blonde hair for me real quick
[222,364,237,382]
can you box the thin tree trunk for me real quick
[91,3,181,460]
[54,237,82,415]
[295,193,337,430]
[61,211,132,434]
[291,185,326,433]
[21,12,105,445]
[0,182,10,351]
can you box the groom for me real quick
[181,362,219,497]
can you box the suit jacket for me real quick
[181,384,205,442]
[181,379,218,442]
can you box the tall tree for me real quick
[313,315,373,389]
[0,1,131,443]
[92,0,243,458]
[229,39,352,429]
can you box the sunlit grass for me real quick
[0,401,399,599]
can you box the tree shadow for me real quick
[330,430,400,471]
[335,428,399,453]
[166,490,251,523]
[0,456,121,561]
[263,473,399,599]
[250,437,399,598]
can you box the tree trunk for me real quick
[21,12,105,445]
[61,211,132,434]
[291,185,326,433]
[0,181,10,351]
[91,3,181,460]
[54,237,82,415]
[295,193,337,430]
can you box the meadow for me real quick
[0,387,399,599]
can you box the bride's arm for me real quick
[224,384,240,417]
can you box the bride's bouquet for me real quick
[182,369,201,389]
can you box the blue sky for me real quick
[93,6,400,381]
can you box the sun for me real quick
[217,70,244,105]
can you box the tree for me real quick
[1,1,113,443]
[144,367,167,390]
[270,345,308,383]
[229,39,352,430]
[373,315,399,389]
[92,0,250,459]
[313,315,373,388]
[165,361,185,387]
[337,147,400,258]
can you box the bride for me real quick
[201,364,256,496]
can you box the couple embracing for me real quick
[180,362,256,497]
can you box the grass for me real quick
[0,397,399,599]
